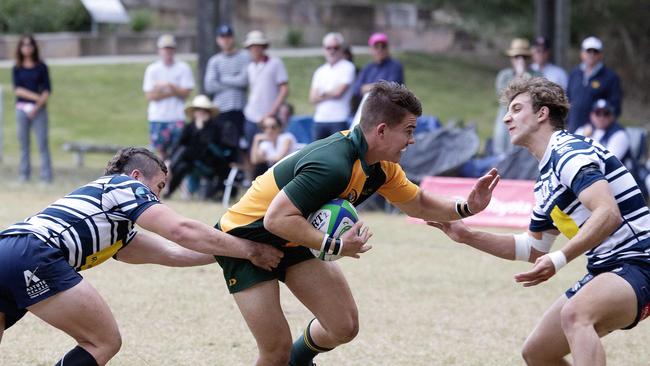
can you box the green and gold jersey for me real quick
[218,126,419,246]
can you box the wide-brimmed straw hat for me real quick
[243,30,269,48]
[505,38,532,57]
[184,95,219,119]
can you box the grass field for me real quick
[1,53,650,365]
[1,189,650,365]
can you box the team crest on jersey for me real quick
[347,189,358,203]
[135,186,157,201]
[24,268,50,299]
[591,80,601,89]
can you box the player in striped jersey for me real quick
[0,147,282,366]
[429,77,650,366]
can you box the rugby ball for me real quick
[307,198,359,261]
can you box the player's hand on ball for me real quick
[514,254,556,287]
[247,241,284,271]
[426,220,470,243]
[340,221,373,258]
[467,168,500,213]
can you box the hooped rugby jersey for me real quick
[530,130,650,270]
[0,175,160,271]
[218,126,419,246]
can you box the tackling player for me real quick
[0,147,283,366]
[429,77,650,366]
[213,81,500,366]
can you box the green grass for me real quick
[0,53,499,175]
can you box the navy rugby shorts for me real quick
[0,235,81,329]
[566,261,650,330]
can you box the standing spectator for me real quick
[204,25,250,158]
[309,33,356,140]
[352,32,403,99]
[12,35,52,183]
[243,30,289,148]
[530,36,568,90]
[243,30,289,181]
[143,34,195,160]
[566,36,622,133]
[491,38,541,155]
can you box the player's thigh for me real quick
[27,279,120,346]
[563,272,637,334]
[232,280,292,350]
[524,294,570,359]
[285,259,358,328]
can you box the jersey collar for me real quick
[348,126,373,177]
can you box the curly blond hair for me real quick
[500,77,570,130]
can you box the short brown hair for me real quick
[360,81,422,132]
[500,77,569,130]
[104,147,167,178]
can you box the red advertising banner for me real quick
[411,176,536,228]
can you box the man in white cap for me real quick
[566,36,622,133]
[143,34,195,160]
[242,30,289,181]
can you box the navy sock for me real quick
[289,319,333,366]
[54,345,98,366]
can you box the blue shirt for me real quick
[566,63,622,133]
[352,57,404,97]
[12,62,51,103]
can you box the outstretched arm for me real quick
[395,168,500,221]
[116,231,216,267]
[136,204,283,271]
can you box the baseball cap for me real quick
[217,25,234,37]
[368,32,389,46]
[591,99,614,113]
[533,36,550,50]
[581,36,603,51]
[157,34,177,49]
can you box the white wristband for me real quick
[320,233,328,252]
[337,238,344,256]
[547,251,567,272]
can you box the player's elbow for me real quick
[263,214,280,235]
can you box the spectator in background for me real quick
[530,36,568,90]
[204,25,250,160]
[12,34,52,183]
[250,115,297,177]
[164,95,235,200]
[491,38,542,155]
[143,34,194,160]
[309,32,356,140]
[576,99,630,161]
[243,30,289,150]
[567,36,622,133]
[352,32,404,99]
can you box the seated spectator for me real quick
[250,115,297,177]
[164,95,235,199]
[576,99,648,197]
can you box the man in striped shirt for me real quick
[204,25,250,153]
[430,77,650,366]
[0,147,282,366]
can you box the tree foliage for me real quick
[0,0,91,34]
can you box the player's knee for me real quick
[560,301,590,333]
[329,316,359,344]
[521,334,547,365]
[89,328,122,363]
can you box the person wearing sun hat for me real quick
[566,36,622,133]
[143,34,195,161]
[491,38,542,155]
[165,95,235,200]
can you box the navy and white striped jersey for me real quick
[0,175,160,271]
[530,130,650,270]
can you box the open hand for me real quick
[426,220,471,243]
[247,241,284,271]
[467,168,500,213]
[514,254,556,287]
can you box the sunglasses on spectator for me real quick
[594,110,612,117]
[585,49,601,54]
[373,43,388,49]
[325,45,341,51]
[263,124,279,130]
